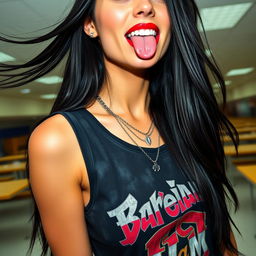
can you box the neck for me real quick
[99,61,151,119]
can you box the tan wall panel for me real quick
[0,96,52,117]
[228,81,256,101]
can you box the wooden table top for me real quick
[0,154,26,163]
[234,121,256,126]
[236,127,256,134]
[0,179,29,200]
[236,165,256,184]
[229,117,256,126]
[224,144,256,156]
[223,133,256,143]
[0,162,26,174]
[235,123,256,128]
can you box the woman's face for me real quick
[86,0,171,71]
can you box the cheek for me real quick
[96,7,125,37]
[158,10,172,56]
[95,9,128,58]
[164,10,172,33]
[165,20,172,44]
[162,10,172,43]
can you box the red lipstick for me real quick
[125,23,160,36]
[125,23,160,47]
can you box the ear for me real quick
[83,18,98,38]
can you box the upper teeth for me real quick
[127,29,157,38]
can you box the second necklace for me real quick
[97,95,154,145]
[96,95,161,172]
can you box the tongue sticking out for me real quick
[130,36,157,59]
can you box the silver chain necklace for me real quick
[96,96,161,172]
[118,118,154,145]
[97,95,154,145]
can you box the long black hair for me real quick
[0,0,240,255]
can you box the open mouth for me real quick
[125,23,160,47]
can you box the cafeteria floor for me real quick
[0,174,255,256]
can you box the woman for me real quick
[0,0,240,255]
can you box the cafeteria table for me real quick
[0,162,26,174]
[236,165,256,211]
[236,127,256,134]
[223,133,256,143]
[224,144,256,156]
[224,143,256,186]
[0,179,29,200]
[0,154,26,163]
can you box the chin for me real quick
[105,53,162,73]
[119,60,159,76]
[132,55,162,68]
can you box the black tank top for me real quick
[48,108,221,256]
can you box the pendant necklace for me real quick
[96,96,161,171]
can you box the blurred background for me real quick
[0,0,255,255]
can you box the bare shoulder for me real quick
[28,113,86,185]
[29,114,74,155]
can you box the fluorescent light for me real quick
[226,68,254,76]
[0,52,16,62]
[40,94,57,100]
[205,49,212,57]
[213,81,232,89]
[20,88,31,94]
[199,3,253,31]
[36,76,63,84]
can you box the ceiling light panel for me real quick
[36,76,63,84]
[226,67,254,76]
[205,49,212,57]
[20,88,31,94]
[0,52,16,62]
[213,81,232,89]
[199,2,253,31]
[40,94,57,100]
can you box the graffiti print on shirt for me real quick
[145,211,209,256]
[107,180,209,256]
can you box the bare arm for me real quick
[223,231,238,256]
[28,114,92,256]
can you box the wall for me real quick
[0,96,52,117]
[227,81,256,102]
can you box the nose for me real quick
[133,0,155,18]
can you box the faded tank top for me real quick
[48,108,221,256]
